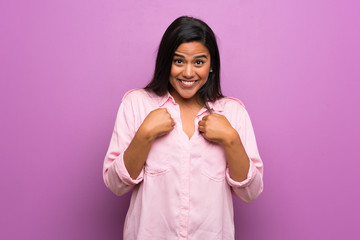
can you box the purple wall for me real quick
[1,0,359,239]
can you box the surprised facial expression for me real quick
[169,42,212,102]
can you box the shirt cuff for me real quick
[226,158,257,188]
[114,153,144,185]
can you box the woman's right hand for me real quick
[139,108,175,141]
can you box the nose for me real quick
[183,64,195,79]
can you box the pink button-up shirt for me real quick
[103,89,263,240]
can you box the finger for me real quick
[167,113,174,122]
[202,115,208,120]
[198,125,205,133]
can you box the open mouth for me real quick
[178,79,198,87]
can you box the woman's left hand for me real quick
[198,114,238,145]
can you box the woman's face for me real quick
[169,41,212,103]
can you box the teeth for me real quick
[181,80,196,86]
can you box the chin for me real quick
[176,88,199,100]
[180,93,196,99]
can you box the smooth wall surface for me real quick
[1,0,359,239]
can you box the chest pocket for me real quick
[201,140,227,181]
[144,134,171,176]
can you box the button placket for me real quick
[179,141,191,238]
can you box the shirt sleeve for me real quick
[103,91,144,196]
[225,106,264,203]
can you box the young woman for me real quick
[103,16,264,240]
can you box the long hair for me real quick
[145,16,223,109]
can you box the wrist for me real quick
[137,125,156,143]
[221,128,240,148]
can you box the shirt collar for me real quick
[157,91,176,107]
[157,91,223,112]
[207,101,223,112]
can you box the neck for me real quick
[169,88,204,108]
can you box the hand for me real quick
[139,108,175,141]
[198,113,237,145]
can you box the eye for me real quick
[173,59,183,65]
[194,60,204,65]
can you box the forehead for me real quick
[174,42,210,57]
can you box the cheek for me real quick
[169,67,177,83]
[200,70,210,81]
[199,64,211,79]
[168,76,176,89]
[170,65,181,77]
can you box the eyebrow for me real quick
[174,53,208,59]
